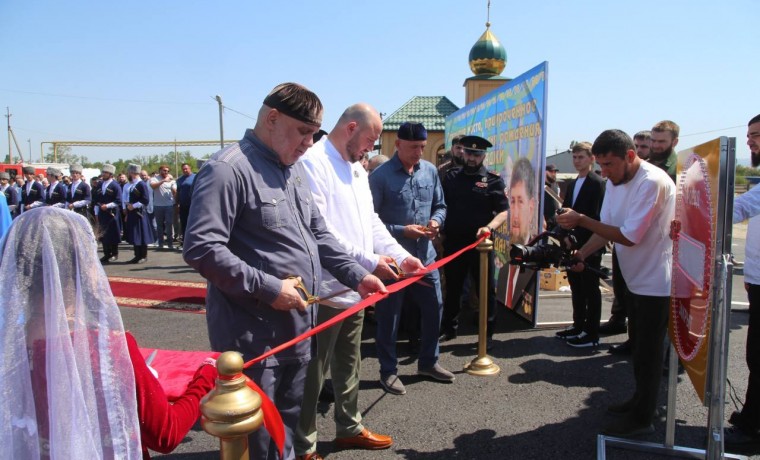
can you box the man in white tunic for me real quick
[294,104,424,460]
[557,129,675,437]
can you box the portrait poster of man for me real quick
[444,62,547,323]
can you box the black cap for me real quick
[460,135,492,155]
[397,122,427,141]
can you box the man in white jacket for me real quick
[294,104,425,460]
[727,113,760,452]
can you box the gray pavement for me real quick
[111,228,758,459]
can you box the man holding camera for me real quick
[557,129,675,436]
[555,142,606,348]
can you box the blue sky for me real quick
[1,0,757,164]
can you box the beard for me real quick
[753,151,760,168]
[453,156,464,166]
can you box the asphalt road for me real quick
[111,223,757,459]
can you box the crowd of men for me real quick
[0,162,197,264]
[3,80,756,457]
[184,81,760,457]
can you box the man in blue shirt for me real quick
[368,121,454,395]
[176,163,195,242]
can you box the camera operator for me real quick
[556,129,675,437]
[555,142,606,348]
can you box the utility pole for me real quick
[27,139,31,159]
[5,107,11,164]
[215,95,224,149]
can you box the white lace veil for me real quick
[0,207,141,459]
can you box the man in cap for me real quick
[439,135,509,346]
[93,164,122,263]
[20,166,44,213]
[67,164,92,217]
[123,164,154,264]
[368,121,454,396]
[295,104,424,458]
[0,172,19,217]
[44,167,67,208]
[183,82,386,460]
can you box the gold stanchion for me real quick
[465,237,501,376]
[201,351,264,460]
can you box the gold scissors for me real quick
[288,276,353,305]
[388,259,407,279]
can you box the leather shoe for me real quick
[380,374,406,395]
[599,320,627,335]
[334,428,393,450]
[100,256,110,264]
[418,363,455,382]
[296,453,324,460]
[439,330,457,343]
[608,340,632,355]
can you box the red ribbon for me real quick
[238,232,489,457]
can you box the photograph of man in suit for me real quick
[497,157,539,319]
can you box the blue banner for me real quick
[445,61,548,324]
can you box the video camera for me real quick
[509,209,610,279]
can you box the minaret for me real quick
[464,1,510,104]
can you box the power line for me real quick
[223,105,256,121]
[681,125,745,137]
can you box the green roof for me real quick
[382,96,460,131]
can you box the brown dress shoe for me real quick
[334,428,393,450]
[296,453,323,460]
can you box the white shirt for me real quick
[300,138,411,309]
[68,179,90,209]
[571,176,586,206]
[601,161,675,296]
[734,182,760,284]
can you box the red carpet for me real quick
[108,276,207,314]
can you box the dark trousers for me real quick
[246,362,308,460]
[620,271,669,424]
[566,253,602,338]
[441,245,496,336]
[608,249,628,322]
[739,283,760,430]
[179,204,190,240]
[102,243,119,259]
[132,245,148,260]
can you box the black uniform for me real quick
[440,165,508,337]
[67,180,92,218]
[21,180,44,212]
[45,181,68,207]
[1,185,19,217]
[92,179,122,262]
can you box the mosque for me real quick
[378,20,510,166]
